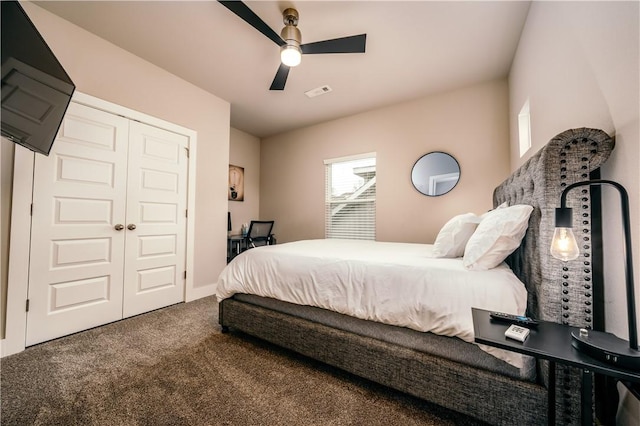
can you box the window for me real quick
[324,153,376,240]
[518,99,532,157]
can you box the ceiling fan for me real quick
[218,1,367,91]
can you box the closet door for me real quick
[26,103,129,346]
[122,121,188,317]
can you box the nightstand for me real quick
[472,307,640,426]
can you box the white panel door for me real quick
[26,103,190,345]
[122,121,188,317]
[26,103,129,345]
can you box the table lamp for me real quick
[551,179,639,371]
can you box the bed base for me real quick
[220,298,547,425]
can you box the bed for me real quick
[217,128,614,425]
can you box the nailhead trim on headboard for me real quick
[558,138,603,330]
[493,128,614,425]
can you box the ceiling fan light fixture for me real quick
[280,44,302,67]
[280,14,302,67]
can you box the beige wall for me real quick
[509,2,639,421]
[260,79,511,244]
[228,128,261,235]
[1,1,231,339]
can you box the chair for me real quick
[245,220,274,249]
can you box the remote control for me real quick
[490,311,539,327]
[505,324,530,342]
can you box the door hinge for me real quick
[185,209,188,218]
[30,203,33,216]
[26,299,30,312]
[184,147,189,158]
[183,270,187,279]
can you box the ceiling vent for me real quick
[304,85,332,98]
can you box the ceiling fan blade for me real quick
[301,34,367,55]
[269,63,290,91]
[218,1,285,47]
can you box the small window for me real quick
[324,153,376,240]
[518,99,532,157]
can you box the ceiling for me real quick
[34,1,531,138]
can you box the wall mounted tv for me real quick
[1,1,75,156]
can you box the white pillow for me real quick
[432,213,482,258]
[463,204,534,271]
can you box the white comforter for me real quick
[217,239,528,368]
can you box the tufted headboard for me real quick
[493,127,614,424]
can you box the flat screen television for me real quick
[1,1,75,156]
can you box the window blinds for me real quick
[324,153,376,240]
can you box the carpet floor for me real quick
[1,296,486,425]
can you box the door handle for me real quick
[114,224,124,231]
[127,224,137,230]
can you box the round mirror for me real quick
[411,152,460,196]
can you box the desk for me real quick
[227,234,246,262]
[226,234,277,263]
[472,308,640,425]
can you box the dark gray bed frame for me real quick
[219,128,614,425]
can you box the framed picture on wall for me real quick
[228,164,244,201]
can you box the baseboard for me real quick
[1,336,24,358]
[186,282,217,302]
